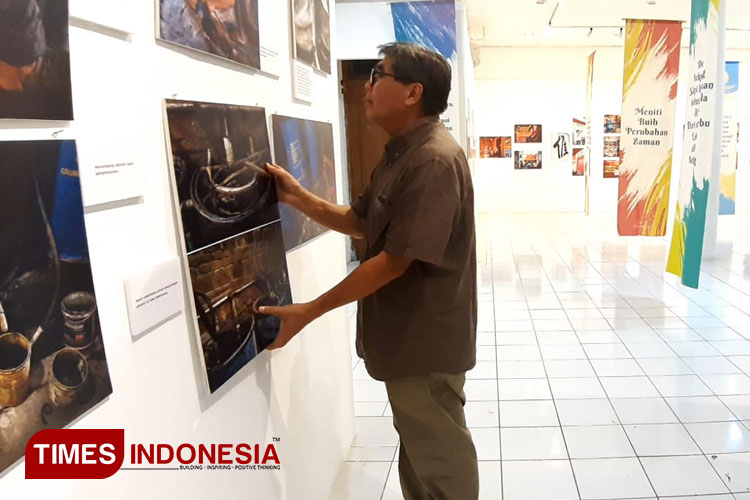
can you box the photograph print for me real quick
[603,136,620,159]
[0,140,112,474]
[552,133,571,161]
[573,118,586,146]
[159,0,260,70]
[604,159,620,179]
[514,150,542,170]
[189,221,291,393]
[165,99,280,253]
[572,147,584,176]
[0,0,73,120]
[514,124,542,144]
[292,0,331,74]
[479,136,511,159]
[272,115,337,251]
[603,114,621,134]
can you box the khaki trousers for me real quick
[385,372,479,500]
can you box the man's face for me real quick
[363,58,413,125]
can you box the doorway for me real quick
[340,59,390,261]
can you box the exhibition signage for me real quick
[585,51,595,215]
[617,19,682,236]
[667,0,726,289]
[391,0,461,143]
[719,61,739,215]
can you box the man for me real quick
[0,0,45,92]
[262,42,478,499]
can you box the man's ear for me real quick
[405,82,424,108]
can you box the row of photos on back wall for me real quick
[478,115,623,177]
[0,0,334,474]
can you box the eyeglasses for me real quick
[369,67,415,87]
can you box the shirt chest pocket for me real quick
[365,194,392,244]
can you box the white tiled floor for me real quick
[331,213,750,499]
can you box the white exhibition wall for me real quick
[0,2,353,499]
[474,46,750,216]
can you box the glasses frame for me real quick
[369,67,416,87]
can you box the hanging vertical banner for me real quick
[719,61,739,215]
[667,0,725,289]
[584,51,595,215]
[617,19,682,236]
[391,1,459,143]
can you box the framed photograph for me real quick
[514,150,542,170]
[164,99,292,394]
[573,118,586,146]
[572,147,584,176]
[0,0,73,119]
[603,114,621,134]
[0,141,112,473]
[272,115,337,251]
[514,124,542,144]
[479,136,511,158]
[291,0,331,74]
[603,136,621,158]
[604,160,620,178]
[159,0,261,70]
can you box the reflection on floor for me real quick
[331,212,750,500]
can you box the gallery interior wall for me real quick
[0,2,354,499]
[473,46,750,217]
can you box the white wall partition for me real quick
[0,2,353,499]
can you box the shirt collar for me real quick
[385,116,440,162]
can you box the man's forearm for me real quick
[307,252,412,319]
[291,188,364,238]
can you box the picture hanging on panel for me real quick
[514,150,542,170]
[0,140,113,474]
[572,118,586,146]
[271,115,337,251]
[159,0,261,70]
[479,136,511,158]
[603,136,620,159]
[291,0,331,74]
[514,125,542,144]
[604,160,620,179]
[188,222,290,393]
[0,0,73,120]
[551,133,571,161]
[164,99,292,394]
[604,114,621,134]
[165,100,279,253]
[572,147,584,176]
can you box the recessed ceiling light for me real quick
[647,0,656,4]
[536,0,547,4]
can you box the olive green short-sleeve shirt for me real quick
[351,117,477,381]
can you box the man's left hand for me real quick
[260,302,318,351]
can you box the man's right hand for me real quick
[266,162,305,207]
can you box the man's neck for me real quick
[382,111,427,137]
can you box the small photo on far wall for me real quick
[603,136,620,158]
[604,160,620,178]
[604,114,621,134]
[573,118,586,146]
[515,151,542,170]
[479,137,511,158]
[514,124,542,144]
[572,148,584,176]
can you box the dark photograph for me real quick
[189,221,291,393]
[272,115,337,251]
[0,140,112,474]
[292,0,331,74]
[159,0,260,70]
[0,0,73,120]
[165,99,280,253]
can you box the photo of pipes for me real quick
[272,115,337,251]
[165,99,280,254]
[159,0,261,70]
[189,221,291,393]
[0,141,113,474]
[0,0,74,120]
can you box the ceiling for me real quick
[466,0,750,49]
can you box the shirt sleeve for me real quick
[383,159,460,266]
